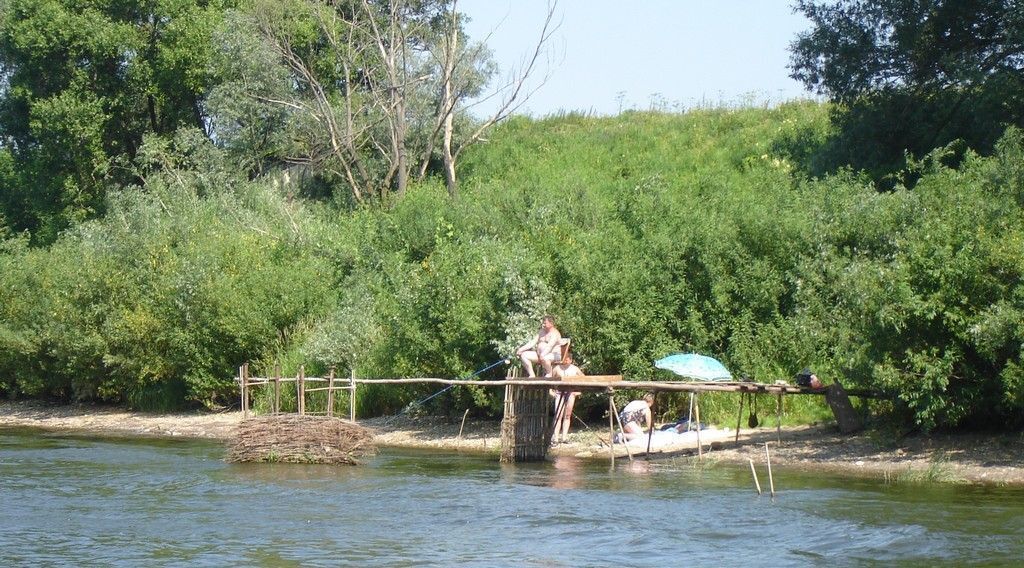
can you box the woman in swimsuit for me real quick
[618,393,654,440]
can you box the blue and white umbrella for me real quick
[654,353,732,381]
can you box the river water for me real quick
[2,427,1022,567]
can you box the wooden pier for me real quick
[237,363,866,463]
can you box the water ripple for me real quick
[2,429,1023,566]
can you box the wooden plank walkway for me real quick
[238,364,875,463]
[345,376,833,395]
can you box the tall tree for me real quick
[209,0,556,203]
[788,0,1024,187]
[791,0,1024,99]
[0,0,236,243]
[431,0,556,197]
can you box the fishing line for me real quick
[383,356,510,424]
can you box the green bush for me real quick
[1,110,1020,431]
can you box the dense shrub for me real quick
[2,109,1021,431]
[0,133,331,409]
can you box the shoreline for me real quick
[2,400,1021,485]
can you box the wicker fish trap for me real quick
[227,414,376,464]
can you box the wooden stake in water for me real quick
[458,408,470,449]
[765,442,776,498]
[749,458,762,495]
[608,395,615,467]
[609,397,634,462]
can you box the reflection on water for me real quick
[2,426,1023,566]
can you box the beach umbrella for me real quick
[654,353,732,381]
[652,353,731,453]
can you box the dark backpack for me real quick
[795,368,814,387]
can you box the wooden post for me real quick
[297,365,305,415]
[273,361,281,415]
[240,364,248,418]
[695,392,703,460]
[645,391,657,456]
[609,397,633,462]
[735,391,745,442]
[765,442,776,498]
[608,394,615,467]
[349,368,356,422]
[776,393,783,444]
[688,392,695,431]
[326,366,336,417]
[550,391,566,443]
[458,408,470,450]
[500,385,550,462]
[749,458,762,495]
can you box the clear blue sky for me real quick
[459,0,817,117]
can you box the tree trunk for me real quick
[441,7,459,197]
[394,96,409,197]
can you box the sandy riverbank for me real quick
[2,400,1021,485]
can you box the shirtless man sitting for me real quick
[515,315,562,377]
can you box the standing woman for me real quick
[550,352,582,445]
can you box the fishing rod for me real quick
[413,356,511,407]
[383,356,511,423]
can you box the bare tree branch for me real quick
[430,0,560,196]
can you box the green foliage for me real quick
[0,132,330,409]
[789,1,1024,189]
[0,0,238,242]
[206,0,497,202]
[791,0,1024,99]
[887,452,965,485]
[1,103,1021,431]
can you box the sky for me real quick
[458,0,818,118]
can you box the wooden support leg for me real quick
[695,393,702,460]
[610,397,633,462]
[349,369,357,422]
[776,393,782,445]
[273,362,281,415]
[688,393,695,431]
[608,394,615,467]
[297,365,305,415]
[735,391,745,443]
[550,391,566,444]
[645,391,657,456]
[327,366,335,417]
[240,364,248,418]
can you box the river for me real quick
[2,427,1022,566]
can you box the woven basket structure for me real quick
[227,414,376,465]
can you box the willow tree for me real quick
[209,0,557,203]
